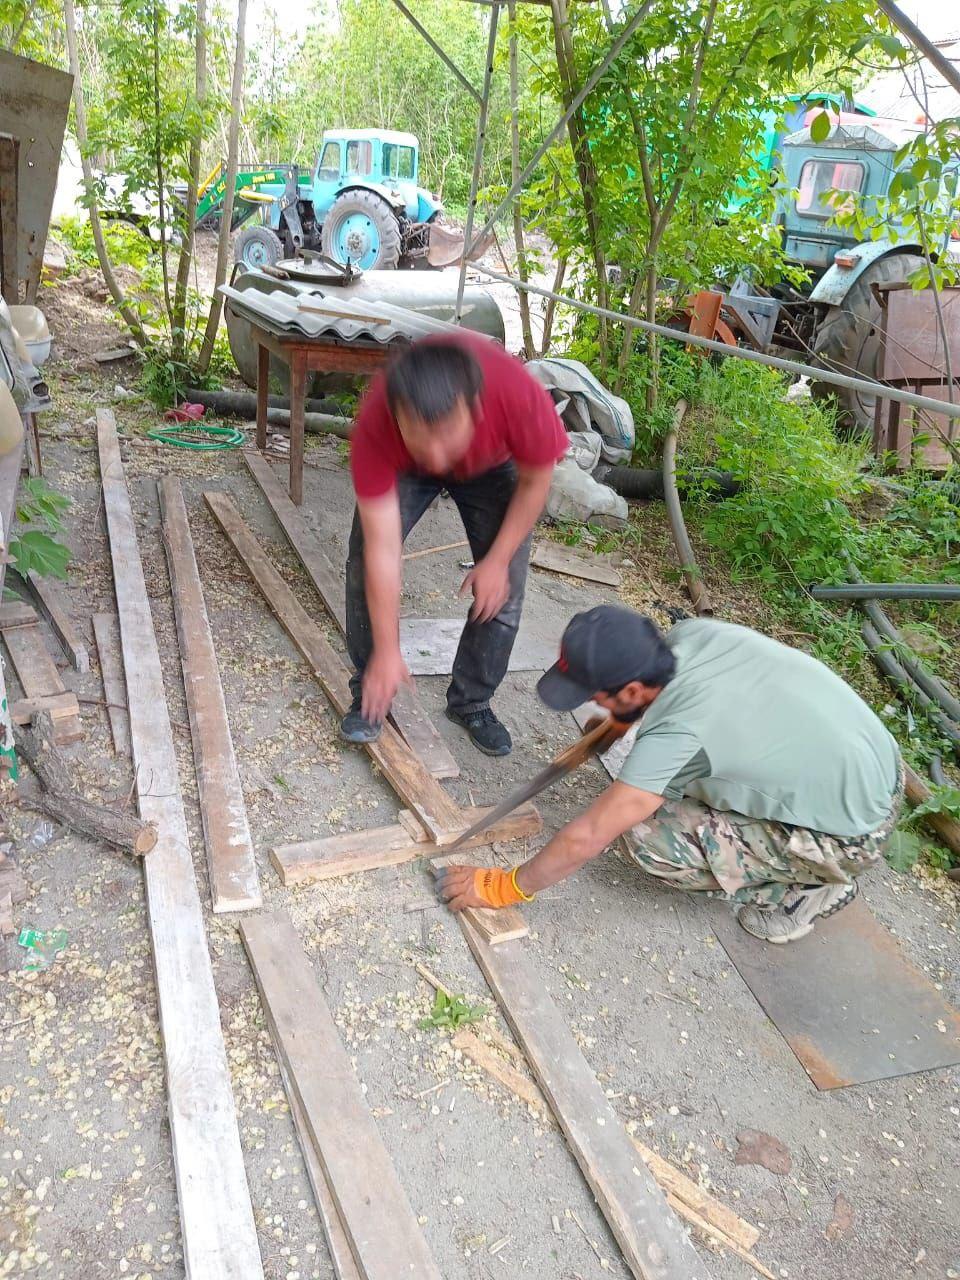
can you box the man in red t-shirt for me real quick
[342,330,567,756]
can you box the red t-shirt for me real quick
[350,332,568,500]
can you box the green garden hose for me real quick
[147,422,245,450]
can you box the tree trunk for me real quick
[172,0,207,362]
[63,0,148,349]
[508,2,535,357]
[549,0,610,363]
[540,254,568,355]
[14,714,157,856]
[151,0,174,327]
[197,0,247,374]
[644,264,659,412]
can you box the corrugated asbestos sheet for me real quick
[219,283,466,345]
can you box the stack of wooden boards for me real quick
[89,416,769,1280]
[0,590,83,744]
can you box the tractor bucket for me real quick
[426,222,495,269]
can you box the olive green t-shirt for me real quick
[618,619,900,837]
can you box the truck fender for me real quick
[808,239,923,306]
[333,181,405,213]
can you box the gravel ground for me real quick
[0,271,958,1280]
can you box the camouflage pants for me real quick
[625,766,904,907]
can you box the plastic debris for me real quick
[18,927,69,971]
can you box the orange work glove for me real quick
[438,865,534,911]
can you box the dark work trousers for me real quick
[346,461,531,716]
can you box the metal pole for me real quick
[474,262,960,425]
[464,0,655,257]
[389,0,482,103]
[456,1,501,323]
[875,0,960,96]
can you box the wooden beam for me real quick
[0,133,19,304]
[158,477,260,914]
[458,915,708,1280]
[9,690,79,728]
[272,802,541,884]
[203,489,465,845]
[9,569,90,672]
[96,409,264,1279]
[0,600,37,629]
[92,613,131,757]
[240,449,459,780]
[241,910,442,1280]
[1,624,81,744]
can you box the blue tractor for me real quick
[234,128,480,272]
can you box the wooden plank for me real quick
[92,613,131,757]
[158,477,260,914]
[275,1056,362,1280]
[241,910,443,1280]
[458,916,711,1280]
[241,449,459,780]
[204,489,465,845]
[530,540,622,587]
[23,571,90,673]
[96,408,263,1280]
[0,600,37,629]
[0,133,19,304]
[9,690,79,726]
[1,624,81,744]
[400,617,557,676]
[272,802,542,886]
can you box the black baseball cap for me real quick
[537,605,672,711]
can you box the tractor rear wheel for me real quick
[811,251,925,435]
[321,190,401,271]
[235,225,284,270]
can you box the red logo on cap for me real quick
[557,651,569,673]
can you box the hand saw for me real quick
[445,716,630,852]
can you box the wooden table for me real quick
[250,323,397,505]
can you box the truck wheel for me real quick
[811,251,925,435]
[321,190,401,271]
[235,225,284,270]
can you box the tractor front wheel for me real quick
[811,251,925,435]
[235,225,284,270]
[321,190,401,271]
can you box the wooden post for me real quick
[289,349,306,505]
[255,341,269,450]
[0,133,19,305]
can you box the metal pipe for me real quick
[464,0,655,258]
[861,620,960,756]
[472,264,960,425]
[456,1,501,323]
[929,754,947,788]
[840,555,960,724]
[875,0,960,96]
[812,584,960,603]
[183,388,352,438]
[389,0,482,103]
[661,399,713,616]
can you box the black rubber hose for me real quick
[860,620,960,758]
[604,466,741,500]
[662,399,713,617]
[812,583,960,602]
[183,387,352,436]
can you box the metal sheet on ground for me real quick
[400,616,559,676]
[708,896,960,1090]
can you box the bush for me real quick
[56,213,153,275]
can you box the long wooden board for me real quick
[204,489,465,845]
[458,916,711,1280]
[96,409,264,1279]
[241,449,459,779]
[275,1056,361,1280]
[159,477,260,914]
[241,910,442,1280]
[92,613,131,756]
[1,623,81,744]
[0,600,37,629]
[21,569,90,672]
[272,802,542,885]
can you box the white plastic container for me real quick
[9,305,51,367]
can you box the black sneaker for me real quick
[340,697,382,744]
[445,706,512,757]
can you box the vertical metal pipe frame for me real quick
[456,2,502,323]
[389,0,482,103]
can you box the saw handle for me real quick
[557,716,630,770]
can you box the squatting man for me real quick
[441,606,904,944]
